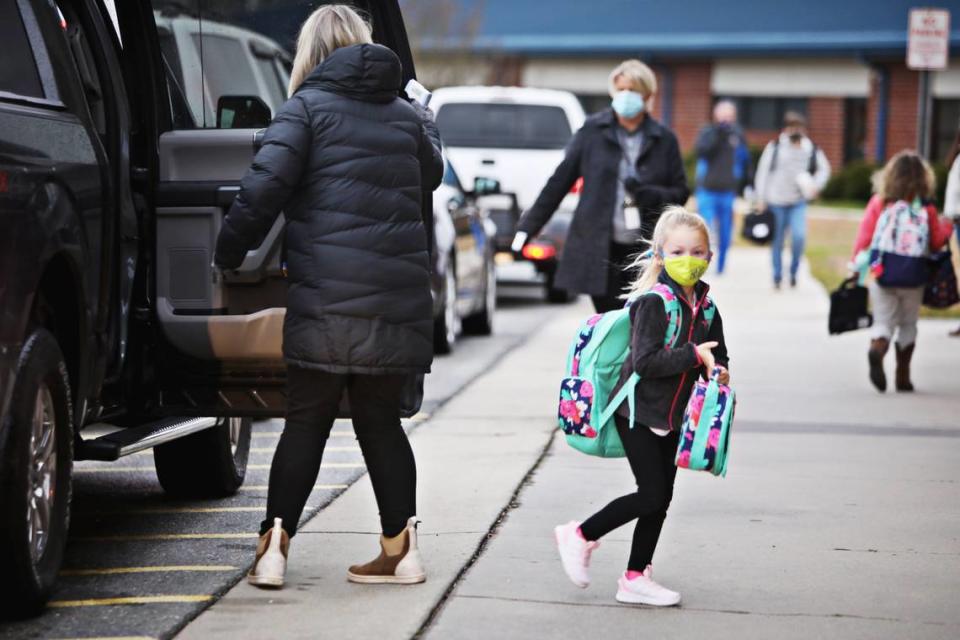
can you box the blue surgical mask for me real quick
[612,90,645,118]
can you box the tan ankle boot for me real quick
[347,517,426,585]
[895,343,915,392]
[248,518,289,588]
[868,337,889,392]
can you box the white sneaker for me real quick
[615,566,681,606]
[248,517,289,588]
[554,521,599,588]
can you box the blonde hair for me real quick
[876,150,936,203]
[608,59,657,98]
[288,5,373,96]
[625,206,711,297]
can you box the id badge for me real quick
[624,205,641,230]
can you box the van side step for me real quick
[75,417,219,461]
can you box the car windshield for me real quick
[436,103,572,150]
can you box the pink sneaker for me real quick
[553,521,599,588]
[615,565,681,606]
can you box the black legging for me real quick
[591,242,643,313]
[579,415,679,571]
[260,366,416,538]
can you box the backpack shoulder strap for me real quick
[702,295,717,329]
[808,143,818,175]
[769,140,780,173]
[644,283,683,347]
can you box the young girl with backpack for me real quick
[851,151,953,392]
[554,206,729,606]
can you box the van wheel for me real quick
[463,262,496,335]
[0,330,73,617]
[545,272,572,304]
[153,417,251,498]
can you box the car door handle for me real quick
[217,186,241,208]
[481,159,495,165]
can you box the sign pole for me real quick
[917,69,932,159]
[907,7,951,160]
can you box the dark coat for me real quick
[518,110,689,296]
[615,273,729,431]
[214,44,444,375]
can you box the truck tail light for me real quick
[569,177,583,194]
[522,243,557,261]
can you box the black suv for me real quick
[0,0,417,613]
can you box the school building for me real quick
[412,0,960,168]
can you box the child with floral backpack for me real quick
[554,206,729,606]
[851,151,953,392]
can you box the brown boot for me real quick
[248,518,290,588]
[347,517,425,585]
[868,338,889,392]
[895,343,915,392]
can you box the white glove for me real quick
[510,231,529,253]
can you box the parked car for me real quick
[431,160,499,354]
[431,86,586,302]
[0,0,419,614]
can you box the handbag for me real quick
[675,367,735,477]
[923,250,960,309]
[741,208,774,245]
[829,276,873,334]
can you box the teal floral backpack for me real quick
[558,284,715,457]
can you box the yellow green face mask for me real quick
[662,255,710,287]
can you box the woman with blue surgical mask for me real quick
[513,59,690,312]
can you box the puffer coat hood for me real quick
[215,43,444,374]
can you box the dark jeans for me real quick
[579,416,679,571]
[591,242,643,312]
[260,366,416,538]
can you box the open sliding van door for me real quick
[122,0,418,418]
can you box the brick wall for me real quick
[669,62,713,153]
[865,62,920,164]
[807,97,845,169]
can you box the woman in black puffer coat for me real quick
[214,5,442,589]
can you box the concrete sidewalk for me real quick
[178,246,959,640]
[426,247,960,639]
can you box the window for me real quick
[932,99,960,164]
[254,54,289,112]
[436,104,573,150]
[0,4,44,98]
[844,98,867,163]
[720,97,808,131]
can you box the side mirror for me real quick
[473,176,502,196]
[217,95,272,129]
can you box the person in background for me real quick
[512,60,689,313]
[943,129,960,337]
[851,151,953,392]
[694,100,752,274]
[754,112,831,289]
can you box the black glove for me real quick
[625,180,662,209]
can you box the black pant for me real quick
[260,366,416,538]
[591,242,643,313]
[579,416,679,571]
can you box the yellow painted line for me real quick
[75,462,363,473]
[61,565,235,576]
[115,506,265,515]
[49,595,213,607]
[52,637,157,640]
[251,431,354,439]
[240,484,347,491]
[75,533,257,542]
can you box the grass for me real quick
[804,214,960,319]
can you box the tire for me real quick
[462,261,496,336]
[545,271,573,304]
[433,259,460,354]
[0,330,73,618]
[153,417,252,498]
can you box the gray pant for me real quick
[870,283,923,346]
